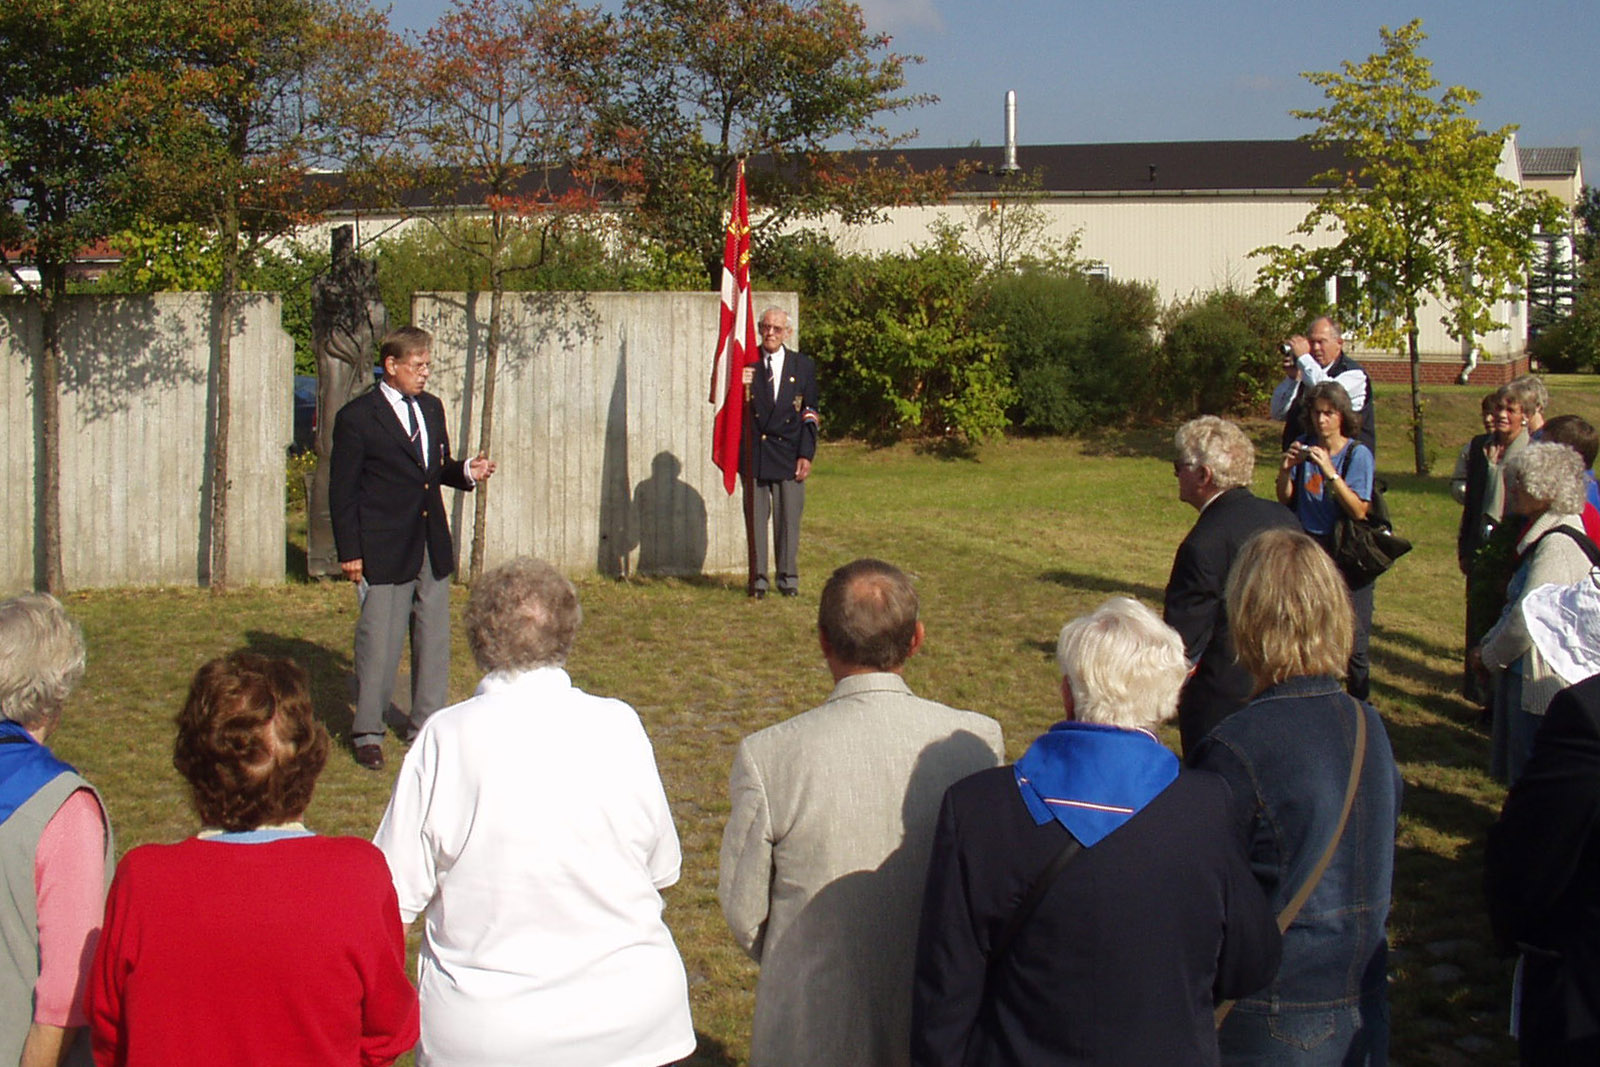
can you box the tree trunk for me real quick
[468,219,505,583]
[1408,320,1426,475]
[37,274,65,594]
[210,194,239,594]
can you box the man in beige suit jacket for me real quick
[719,558,1005,1067]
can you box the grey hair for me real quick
[1174,416,1255,492]
[1311,315,1343,342]
[1507,442,1588,517]
[465,558,583,673]
[758,306,790,327]
[1506,373,1548,416]
[1055,597,1187,731]
[0,593,87,732]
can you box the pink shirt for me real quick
[33,788,106,1026]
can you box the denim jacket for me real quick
[1191,675,1402,1012]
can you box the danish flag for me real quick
[709,161,756,495]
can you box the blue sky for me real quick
[387,0,1600,172]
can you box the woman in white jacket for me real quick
[1473,443,1600,784]
[374,557,694,1067]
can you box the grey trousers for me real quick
[352,548,450,744]
[747,476,805,593]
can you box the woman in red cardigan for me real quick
[86,653,418,1066]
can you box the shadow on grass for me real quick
[1373,620,1462,665]
[1074,425,1173,461]
[610,573,746,593]
[1381,471,1456,499]
[1038,569,1165,603]
[1371,650,1464,698]
[913,437,980,461]
[242,630,354,743]
[1394,774,1499,841]
[682,1031,739,1067]
[1018,637,1056,658]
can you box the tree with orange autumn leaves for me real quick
[560,0,959,285]
[387,0,630,581]
[122,0,397,591]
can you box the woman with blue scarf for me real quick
[912,597,1280,1066]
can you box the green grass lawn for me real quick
[46,375,1600,1066]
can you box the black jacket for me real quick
[1280,352,1375,454]
[1486,674,1600,1063]
[912,765,1280,1067]
[328,388,474,584]
[1164,488,1299,758]
[742,348,818,483]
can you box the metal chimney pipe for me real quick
[1002,90,1019,172]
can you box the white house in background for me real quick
[809,133,1550,381]
[305,132,1572,383]
[1519,146,1584,209]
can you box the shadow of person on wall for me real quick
[635,451,708,577]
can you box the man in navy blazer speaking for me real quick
[330,326,495,770]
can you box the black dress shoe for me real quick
[354,743,385,770]
[780,588,799,597]
[749,589,766,599]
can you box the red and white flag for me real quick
[710,160,756,495]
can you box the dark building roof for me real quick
[1518,146,1581,178]
[314,139,1377,215]
[840,139,1361,195]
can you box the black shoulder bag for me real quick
[1325,445,1412,586]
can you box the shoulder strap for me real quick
[986,833,1083,980]
[1276,698,1367,933]
[1217,698,1367,1026]
[1527,525,1600,567]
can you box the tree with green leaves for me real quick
[0,0,159,593]
[126,0,395,591]
[398,0,614,582]
[1528,238,1577,340]
[1575,185,1600,264]
[941,168,1081,274]
[566,0,954,285]
[1255,19,1562,474]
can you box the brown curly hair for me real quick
[173,653,330,831]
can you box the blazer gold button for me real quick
[423,483,430,490]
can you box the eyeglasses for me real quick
[758,323,786,333]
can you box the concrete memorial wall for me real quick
[1,292,290,590]
[413,290,797,579]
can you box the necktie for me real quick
[403,396,424,464]
[765,356,775,402]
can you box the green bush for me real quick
[808,233,1013,444]
[976,270,1159,434]
[91,222,329,376]
[1155,287,1294,417]
[754,230,844,300]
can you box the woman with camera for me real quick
[1276,381,1376,699]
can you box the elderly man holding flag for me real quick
[710,163,819,599]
